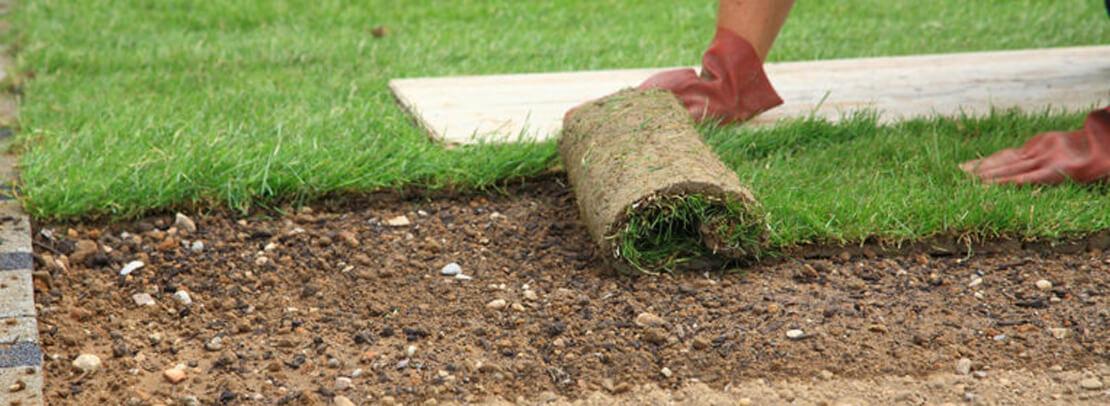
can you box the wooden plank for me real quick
[390,46,1110,145]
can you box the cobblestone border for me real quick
[0,10,44,403]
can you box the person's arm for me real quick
[639,1,794,124]
[719,0,795,61]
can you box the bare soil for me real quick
[30,178,1110,405]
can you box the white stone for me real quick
[385,215,411,227]
[190,240,204,252]
[1079,377,1103,390]
[173,290,193,306]
[119,260,145,276]
[660,367,673,378]
[175,213,198,233]
[455,274,473,281]
[968,277,983,288]
[486,299,507,310]
[406,345,417,357]
[523,290,538,301]
[132,293,156,306]
[72,353,102,373]
[334,395,356,406]
[440,262,461,276]
[955,358,972,375]
[786,329,805,340]
[1048,327,1070,339]
[335,376,353,391]
[1035,279,1053,290]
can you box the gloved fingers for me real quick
[989,166,1068,186]
[976,155,1048,181]
[960,148,1021,175]
[639,68,699,91]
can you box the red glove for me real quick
[960,107,1110,185]
[639,27,783,125]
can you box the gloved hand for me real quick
[960,107,1110,185]
[639,27,783,125]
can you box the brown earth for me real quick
[30,177,1110,405]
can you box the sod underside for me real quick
[560,89,765,273]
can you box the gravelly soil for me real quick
[30,178,1110,405]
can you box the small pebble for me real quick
[486,299,507,310]
[132,293,156,306]
[634,312,666,328]
[72,353,101,373]
[1079,377,1103,390]
[351,368,364,378]
[173,290,193,306]
[335,377,353,391]
[955,358,972,375]
[440,263,461,276]
[190,240,204,252]
[1048,327,1069,339]
[522,290,538,301]
[786,329,805,340]
[119,260,144,276]
[660,367,673,378]
[967,277,982,288]
[406,345,417,357]
[1035,279,1053,290]
[205,336,224,351]
[385,215,411,226]
[174,213,197,233]
[163,367,188,384]
[334,395,356,406]
[455,274,473,281]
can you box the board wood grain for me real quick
[390,46,1110,145]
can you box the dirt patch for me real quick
[560,89,763,274]
[31,177,1109,405]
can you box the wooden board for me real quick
[390,46,1110,145]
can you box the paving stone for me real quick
[0,316,38,344]
[0,363,44,406]
[0,269,32,318]
[0,342,40,368]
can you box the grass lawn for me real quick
[10,1,1110,246]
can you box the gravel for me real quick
[956,358,972,375]
[440,263,461,276]
[335,377,353,391]
[205,336,224,351]
[132,293,156,306]
[1078,377,1103,390]
[118,260,145,276]
[385,215,411,227]
[174,213,197,233]
[173,290,193,306]
[72,354,101,374]
[634,312,666,328]
[1035,279,1053,290]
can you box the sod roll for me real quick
[560,89,767,274]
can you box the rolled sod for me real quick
[559,89,767,274]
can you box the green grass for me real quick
[616,195,765,274]
[10,1,1110,247]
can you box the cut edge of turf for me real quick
[610,193,766,275]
